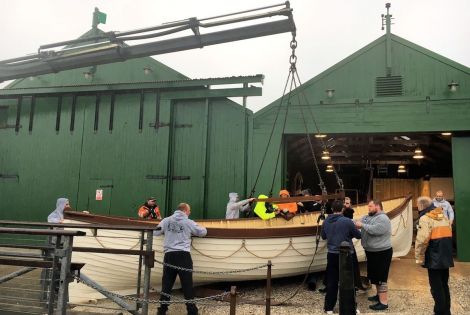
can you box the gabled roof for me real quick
[255,33,470,117]
[391,33,470,75]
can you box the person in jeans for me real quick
[154,203,207,315]
[322,199,362,314]
[415,196,453,315]
[355,200,392,311]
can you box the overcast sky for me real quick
[1,0,469,112]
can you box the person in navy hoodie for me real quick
[322,199,362,314]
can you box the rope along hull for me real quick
[66,196,412,303]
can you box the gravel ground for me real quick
[72,263,470,315]
[0,257,468,315]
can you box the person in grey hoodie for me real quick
[355,200,392,311]
[154,203,207,315]
[225,192,255,219]
[47,198,70,223]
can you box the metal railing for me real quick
[0,220,279,314]
[0,226,85,315]
[0,220,157,315]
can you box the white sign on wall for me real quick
[96,189,103,201]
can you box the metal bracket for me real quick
[0,174,19,179]
[148,122,192,128]
[54,249,67,258]
[0,124,18,129]
[145,175,191,180]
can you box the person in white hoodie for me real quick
[154,203,207,315]
[225,192,255,219]
[47,198,70,223]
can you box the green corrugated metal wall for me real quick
[251,33,470,261]
[0,91,251,220]
[452,137,470,261]
[0,27,252,220]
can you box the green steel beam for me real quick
[161,87,261,99]
[0,86,262,100]
[0,75,264,96]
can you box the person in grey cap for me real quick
[225,192,255,219]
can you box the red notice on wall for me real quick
[96,189,103,201]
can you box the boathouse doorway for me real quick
[284,133,453,205]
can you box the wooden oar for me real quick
[255,191,345,204]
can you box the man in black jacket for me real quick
[322,200,362,313]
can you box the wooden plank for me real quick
[72,247,153,256]
[0,244,54,250]
[0,227,85,236]
[0,219,157,231]
[0,258,52,268]
[255,192,345,203]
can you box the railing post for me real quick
[136,230,145,311]
[230,285,237,315]
[265,260,272,315]
[57,235,73,314]
[47,235,61,315]
[40,233,53,302]
[339,241,356,315]
[141,229,154,315]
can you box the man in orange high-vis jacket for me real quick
[138,197,162,220]
[277,190,297,212]
[415,196,454,315]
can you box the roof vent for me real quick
[375,75,403,97]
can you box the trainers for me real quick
[369,302,388,311]
[367,295,379,302]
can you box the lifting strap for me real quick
[250,34,344,198]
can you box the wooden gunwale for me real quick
[64,195,412,239]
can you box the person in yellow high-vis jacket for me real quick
[254,194,278,220]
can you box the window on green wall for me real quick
[0,106,8,128]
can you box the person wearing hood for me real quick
[415,196,453,315]
[254,194,279,220]
[432,190,454,225]
[225,193,255,219]
[321,199,361,313]
[154,203,207,315]
[276,189,297,220]
[355,200,392,311]
[47,198,70,223]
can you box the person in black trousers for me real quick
[415,196,454,315]
[322,200,362,313]
[154,203,207,315]
[342,197,366,291]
